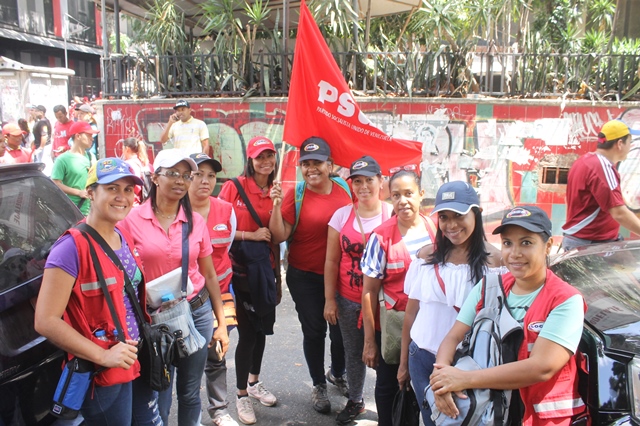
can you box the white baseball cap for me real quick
[153,149,198,171]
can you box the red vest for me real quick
[338,204,390,303]
[374,214,436,312]
[207,197,234,293]
[65,226,148,387]
[502,270,586,425]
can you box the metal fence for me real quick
[102,51,640,100]
[69,76,102,100]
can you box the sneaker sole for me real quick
[335,409,365,424]
[249,396,277,407]
[314,404,331,414]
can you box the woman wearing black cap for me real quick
[324,156,393,424]
[430,206,586,426]
[270,136,352,414]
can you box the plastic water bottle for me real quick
[160,293,179,311]
[95,329,108,341]
[112,329,119,342]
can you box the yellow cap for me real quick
[600,120,630,141]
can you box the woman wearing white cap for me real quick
[399,181,502,425]
[120,148,229,426]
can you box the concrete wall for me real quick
[95,98,640,243]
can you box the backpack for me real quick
[289,176,351,242]
[424,273,524,426]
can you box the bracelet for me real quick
[242,231,245,241]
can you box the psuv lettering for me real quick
[317,80,371,126]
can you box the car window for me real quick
[0,175,81,293]
[551,247,640,332]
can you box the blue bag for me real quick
[51,357,95,419]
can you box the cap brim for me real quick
[157,157,198,171]
[299,153,328,162]
[431,202,478,216]
[348,170,378,179]
[98,174,145,186]
[193,158,222,173]
[492,221,549,235]
[630,128,640,136]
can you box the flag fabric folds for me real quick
[283,0,423,174]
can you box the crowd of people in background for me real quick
[18,101,640,425]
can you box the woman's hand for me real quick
[212,326,230,358]
[270,181,283,206]
[397,361,410,390]
[323,298,338,325]
[433,390,465,419]
[362,338,379,369]
[100,341,139,369]
[252,227,271,242]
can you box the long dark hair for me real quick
[427,207,488,284]
[242,151,277,187]
[147,168,194,236]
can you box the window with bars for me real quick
[541,167,570,184]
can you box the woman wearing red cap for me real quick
[217,136,280,425]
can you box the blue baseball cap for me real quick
[431,181,480,215]
[86,158,144,188]
[492,206,552,237]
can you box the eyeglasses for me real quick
[389,164,419,175]
[157,171,194,181]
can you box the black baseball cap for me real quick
[174,100,190,109]
[348,155,381,179]
[189,153,222,173]
[492,206,552,237]
[299,137,331,162]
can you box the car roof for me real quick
[551,240,640,354]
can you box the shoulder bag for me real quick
[229,178,277,323]
[76,224,175,392]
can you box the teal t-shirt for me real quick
[51,151,92,215]
[457,279,584,353]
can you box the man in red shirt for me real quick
[2,123,30,163]
[563,120,640,251]
[52,105,73,159]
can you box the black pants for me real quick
[286,266,346,386]
[234,289,267,391]
[375,331,399,426]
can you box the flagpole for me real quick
[276,141,287,182]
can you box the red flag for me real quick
[283,0,423,174]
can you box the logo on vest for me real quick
[352,160,368,170]
[527,321,544,333]
[304,143,319,152]
[213,224,228,231]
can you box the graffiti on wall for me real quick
[99,100,640,237]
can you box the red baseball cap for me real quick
[68,121,100,137]
[246,136,276,159]
[2,123,24,136]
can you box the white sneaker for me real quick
[236,396,256,425]
[212,414,240,426]
[247,381,277,406]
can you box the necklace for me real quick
[254,179,269,191]
[154,208,177,219]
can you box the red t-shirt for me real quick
[563,152,624,241]
[53,120,74,156]
[218,176,273,232]
[7,147,30,163]
[282,182,352,275]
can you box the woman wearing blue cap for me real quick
[35,158,161,425]
[398,181,502,425]
[430,206,586,426]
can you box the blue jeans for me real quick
[159,299,214,426]
[287,266,345,385]
[81,379,160,425]
[408,340,436,426]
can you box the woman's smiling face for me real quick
[500,225,552,284]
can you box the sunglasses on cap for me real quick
[389,164,419,175]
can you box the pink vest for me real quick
[337,204,390,303]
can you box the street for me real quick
[168,283,381,426]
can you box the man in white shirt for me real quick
[160,100,210,155]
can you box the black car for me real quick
[552,241,640,426]
[0,163,83,425]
